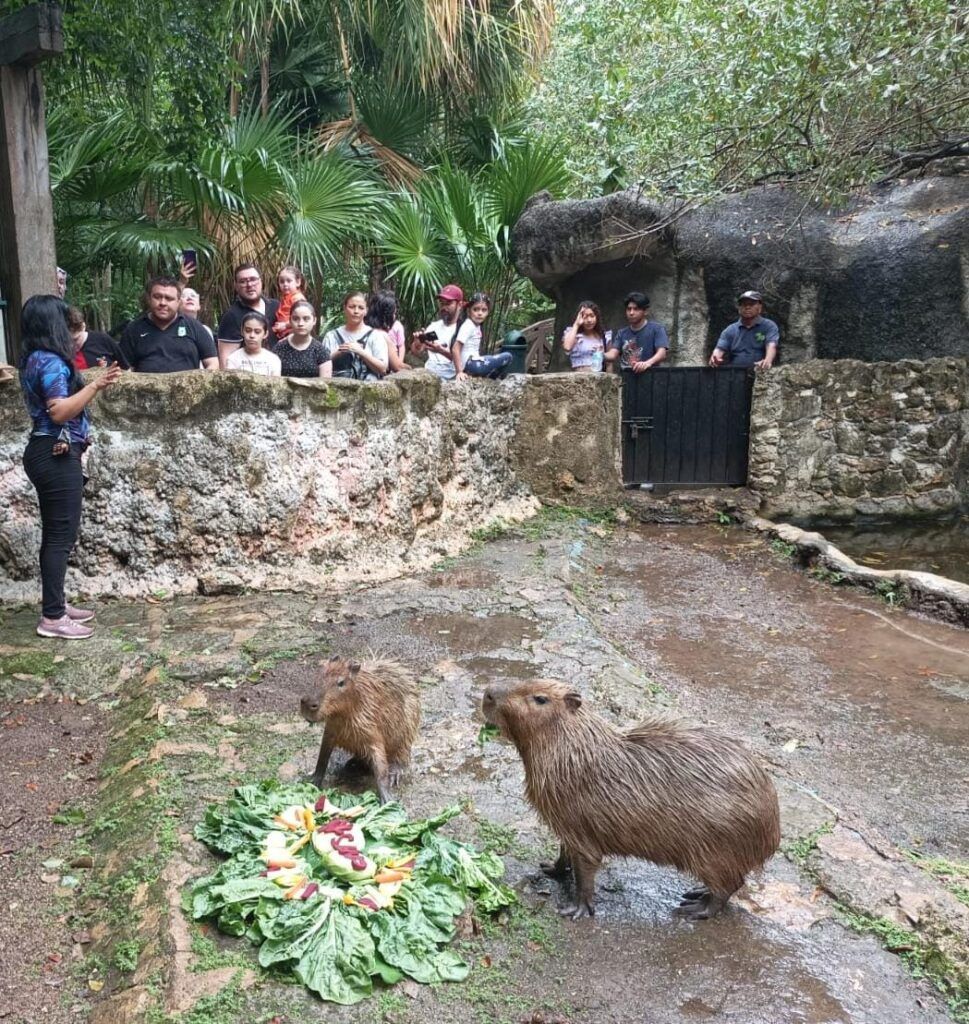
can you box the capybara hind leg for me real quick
[673,891,728,921]
[307,734,334,788]
[558,854,601,921]
[386,762,405,789]
[541,844,572,879]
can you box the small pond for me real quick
[802,515,969,585]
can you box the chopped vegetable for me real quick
[192,781,516,1004]
[477,723,501,747]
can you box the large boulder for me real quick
[512,175,969,367]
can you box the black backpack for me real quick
[331,329,375,379]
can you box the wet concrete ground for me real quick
[1,517,966,1023]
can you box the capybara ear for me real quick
[328,654,340,662]
[564,690,583,712]
[348,661,361,676]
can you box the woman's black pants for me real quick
[23,436,84,619]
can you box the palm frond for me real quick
[275,151,383,275]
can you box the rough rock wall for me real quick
[0,371,621,600]
[512,176,969,368]
[749,358,969,519]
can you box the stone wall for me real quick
[0,370,621,600]
[749,358,969,519]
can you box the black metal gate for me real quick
[621,367,754,486]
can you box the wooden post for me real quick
[0,3,63,363]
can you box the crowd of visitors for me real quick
[63,262,512,383]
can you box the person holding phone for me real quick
[19,295,122,639]
[411,284,476,381]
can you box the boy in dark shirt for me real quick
[605,291,669,373]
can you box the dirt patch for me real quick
[0,695,109,1023]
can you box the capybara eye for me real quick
[533,695,549,705]
[337,679,345,688]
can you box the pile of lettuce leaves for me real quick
[191,781,516,1004]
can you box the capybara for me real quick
[300,656,421,803]
[481,679,780,920]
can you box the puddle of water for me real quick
[801,514,969,584]
[410,612,540,654]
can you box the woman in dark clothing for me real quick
[19,295,121,639]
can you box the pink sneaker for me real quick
[36,615,94,640]
[65,604,95,623]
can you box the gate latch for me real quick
[623,416,653,438]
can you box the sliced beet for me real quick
[351,857,367,871]
[301,883,319,900]
[314,796,328,812]
[357,897,378,910]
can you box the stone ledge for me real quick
[747,516,969,626]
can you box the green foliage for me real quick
[528,0,968,198]
[904,851,969,908]
[770,538,798,559]
[113,938,143,973]
[836,910,969,1022]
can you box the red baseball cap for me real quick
[437,284,464,302]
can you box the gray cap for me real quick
[737,290,763,303]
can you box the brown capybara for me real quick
[300,656,421,803]
[481,679,780,920]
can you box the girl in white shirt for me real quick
[225,312,282,377]
[456,293,512,380]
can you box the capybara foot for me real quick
[558,900,594,921]
[304,772,325,788]
[540,845,572,879]
[680,885,709,902]
[386,763,405,788]
[673,891,727,921]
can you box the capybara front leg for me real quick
[559,853,600,921]
[540,844,572,879]
[385,761,406,789]
[370,744,392,804]
[308,730,334,788]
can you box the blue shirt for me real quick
[20,350,90,444]
[609,321,669,368]
[715,316,779,367]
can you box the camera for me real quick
[418,330,438,343]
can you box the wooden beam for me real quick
[0,4,63,67]
[0,62,58,360]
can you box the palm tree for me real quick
[373,138,570,339]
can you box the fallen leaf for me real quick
[88,979,104,992]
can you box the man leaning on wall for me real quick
[709,291,779,370]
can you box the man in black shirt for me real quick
[119,277,219,373]
[215,263,280,369]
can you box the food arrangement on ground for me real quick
[192,781,516,1004]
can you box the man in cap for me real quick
[709,291,779,369]
[412,284,476,381]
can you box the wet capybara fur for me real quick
[300,656,420,803]
[482,679,780,920]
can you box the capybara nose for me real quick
[482,688,495,708]
[301,697,319,714]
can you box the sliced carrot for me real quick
[373,869,407,884]
[283,877,307,900]
[272,815,298,831]
[301,808,315,833]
